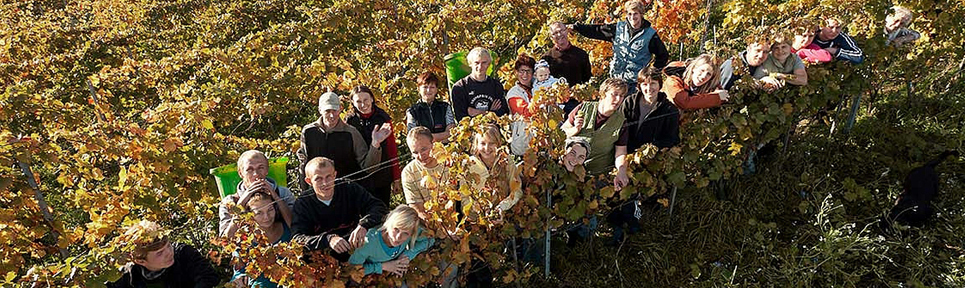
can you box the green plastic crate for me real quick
[209,157,289,199]
[443,51,499,88]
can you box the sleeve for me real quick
[565,103,583,126]
[655,105,680,148]
[664,76,723,110]
[493,81,510,117]
[401,165,425,205]
[507,92,532,117]
[217,197,236,236]
[355,186,388,229]
[649,34,670,69]
[277,187,296,210]
[402,234,436,261]
[384,132,402,180]
[798,44,833,63]
[834,33,864,64]
[580,50,593,84]
[496,163,523,211]
[297,127,310,191]
[719,59,738,90]
[445,103,456,126]
[450,82,470,121]
[352,128,381,169]
[348,247,384,275]
[792,55,806,71]
[572,23,617,42]
[291,201,330,251]
[405,109,417,132]
[178,245,220,288]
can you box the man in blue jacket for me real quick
[571,0,670,94]
[813,17,864,64]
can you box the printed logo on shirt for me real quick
[471,95,495,111]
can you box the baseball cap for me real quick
[318,91,342,113]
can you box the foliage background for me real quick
[1,0,963,286]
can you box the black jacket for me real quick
[291,181,387,253]
[622,91,680,151]
[407,100,452,134]
[345,106,394,190]
[106,243,219,288]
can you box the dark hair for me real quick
[636,67,663,87]
[417,72,439,87]
[514,54,536,71]
[351,85,375,101]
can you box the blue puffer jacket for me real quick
[611,21,657,86]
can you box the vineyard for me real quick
[2,0,964,287]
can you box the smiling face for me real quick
[134,241,175,272]
[690,63,715,87]
[562,144,588,172]
[549,22,571,48]
[639,78,660,104]
[352,91,373,114]
[418,83,437,103]
[746,43,769,66]
[473,134,499,162]
[627,9,644,29]
[517,66,534,85]
[771,42,792,62]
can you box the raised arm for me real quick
[571,23,618,42]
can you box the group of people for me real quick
[107,2,922,287]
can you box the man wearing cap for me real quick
[297,91,392,192]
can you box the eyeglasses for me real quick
[517,69,533,74]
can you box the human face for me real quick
[306,165,337,200]
[771,43,792,62]
[386,225,413,247]
[517,66,534,85]
[599,88,626,116]
[640,79,660,104]
[534,67,550,82]
[885,14,903,31]
[469,55,491,80]
[248,198,276,229]
[746,43,768,66]
[627,10,644,29]
[819,20,842,41]
[549,23,571,48]
[474,135,499,162]
[793,31,814,50]
[407,136,436,168]
[320,109,340,129]
[239,157,269,187]
[562,144,587,172]
[418,83,437,103]
[352,91,373,114]
[690,63,714,87]
[135,241,175,272]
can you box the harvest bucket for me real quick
[209,157,289,198]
